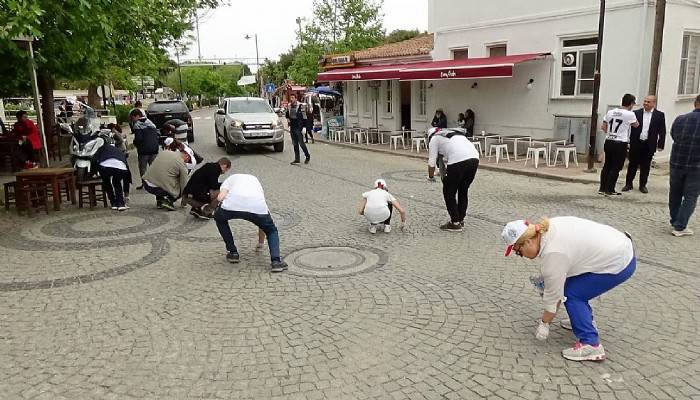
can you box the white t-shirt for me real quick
[538,216,634,313]
[604,108,638,143]
[640,109,653,141]
[428,135,479,168]
[220,174,269,214]
[362,188,396,224]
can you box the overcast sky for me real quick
[176,0,428,70]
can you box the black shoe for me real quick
[621,185,633,192]
[290,160,300,165]
[156,200,163,209]
[459,221,465,228]
[161,200,176,211]
[226,252,240,263]
[639,186,648,194]
[271,260,288,273]
[612,191,623,196]
[136,185,144,190]
[190,207,211,220]
[304,157,310,164]
[440,222,464,232]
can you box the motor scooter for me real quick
[69,104,113,181]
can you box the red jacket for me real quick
[13,119,42,150]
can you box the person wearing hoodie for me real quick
[129,109,160,189]
[12,110,42,168]
[95,143,132,211]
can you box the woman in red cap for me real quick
[501,216,636,361]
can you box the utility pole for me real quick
[245,34,261,97]
[586,0,606,172]
[175,46,184,100]
[296,17,302,46]
[648,0,666,95]
[195,12,202,62]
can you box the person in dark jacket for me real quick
[464,109,475,137]
[95,144,132,210]
[431,109,448,129]
[668,95,700,237]
[182,157,231,219]
[623,95,666,193]
[285,94,311,165]
[130,109,160,189]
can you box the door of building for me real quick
[400,81,411,129]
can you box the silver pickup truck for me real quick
[214,97,285,154]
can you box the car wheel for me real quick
[215,125,224,147]
[273,142,284,153]
[224,130,237,154]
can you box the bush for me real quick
[114,104,132,124]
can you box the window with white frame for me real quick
[385,81,392,114]
[488,44,507,57]
[364,83,371,114]
[679,33,700,95]
[559,37,598,96]
[417,81,427,116]
[452,48,469,60]
[347,82,356,113]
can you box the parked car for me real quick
[214,97,284,154]
[145,100,194,142]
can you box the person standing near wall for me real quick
[622,95,666,194]
[599,94,639,196]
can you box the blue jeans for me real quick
[214,208,281,262]
[669,168,700,231]
[564,257,636,346]
[290,125,310,161]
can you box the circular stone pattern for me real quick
[284,246,388,277]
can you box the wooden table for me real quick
[0,136,22,172]
[16,167,76,211]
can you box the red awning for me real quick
[399,53,549,81]
[317,64,407,82]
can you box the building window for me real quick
[364,83,371,114]
[384,81,393,114]
[488,45,507,57]
[679,33,700,95]
[348,82,356,113]
[452,49,469,60]
[418,81,427,116]
[559,37,598,96]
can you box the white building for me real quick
[319,1,700,157]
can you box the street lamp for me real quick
[244,34,262,97]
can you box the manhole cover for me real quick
[284,246,388,277]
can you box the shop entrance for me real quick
[400,81,411,129]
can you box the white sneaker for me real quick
[111,206,118,210]
[562,342,606,361]
[368,225,377,234]
[672,228,694,237]
[384,224,392,233]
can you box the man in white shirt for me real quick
[599,94,640,196]
[623,95,666,194]
[427,128,480,231]
[214,173,287,272]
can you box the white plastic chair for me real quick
[553,145,579,168]
[411,137,426,153]
[470,140,483,157]
[390,134,405,150]
[524,147,548,169]
[488,143,510,163]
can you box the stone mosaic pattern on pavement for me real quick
[1,110,698,399]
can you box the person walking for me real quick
[213,173,288,273]
[95,143,132,211]
[501,216,636,361]
[130,109,160,189]
[141,149,190,210]
[599,94,639,196]
[668,95,700,237]
[427,128,480,231]
[285,94,310,165]
[182,157,231,219]
[622,95,666,194]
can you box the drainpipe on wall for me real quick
[648,0,666,96]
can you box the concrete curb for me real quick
[316,137,600,185]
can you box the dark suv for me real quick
[145,100,194,142]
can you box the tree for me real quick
[0,0,220,138]
[384,29,422,44]
[164,64,247,100]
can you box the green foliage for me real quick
[113,104,132,125]
[384,29,422,44]
[165,65,247,99]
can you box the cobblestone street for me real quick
[1,109,698,399]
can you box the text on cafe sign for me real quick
[351,74,362,80]
[440,70,457,79]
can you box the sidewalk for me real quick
[315,134,670,186]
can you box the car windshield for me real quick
[148,102,188,113]
[228,100,272,114]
